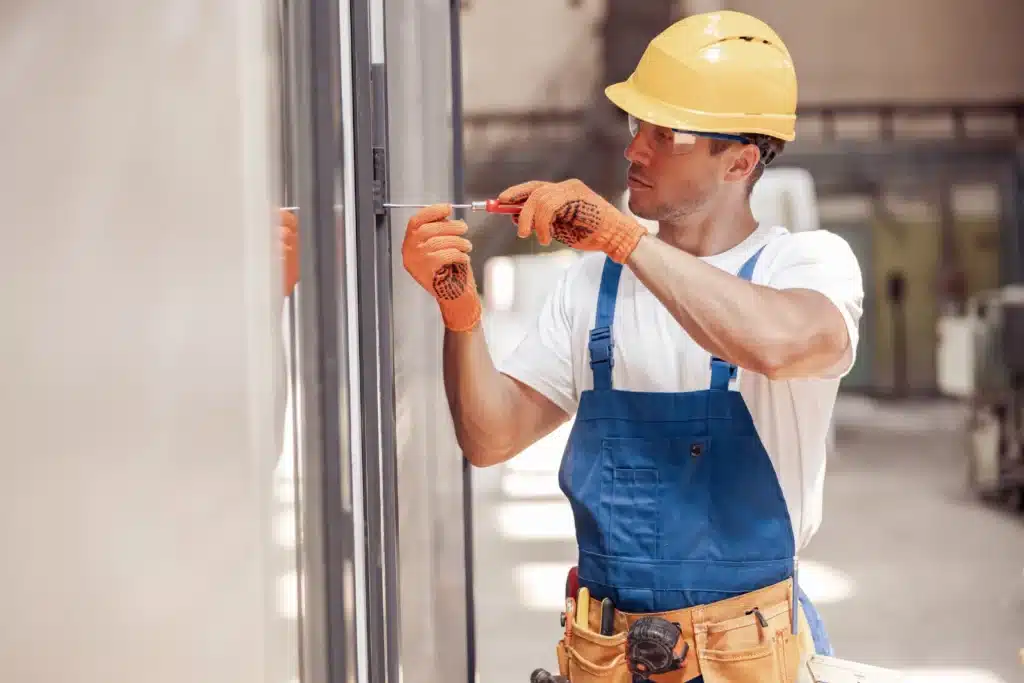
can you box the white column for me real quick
[0,3,296,682]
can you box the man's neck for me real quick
[656,202,759,257]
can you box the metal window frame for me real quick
[283,0,401,679]
[281,0,378,682]
[285,0,479,679]
[347,0,402,680]
[286,0,364,677]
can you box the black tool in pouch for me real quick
[626,617,688,683]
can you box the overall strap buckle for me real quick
[589,326,614,390]
[709,356,736,391]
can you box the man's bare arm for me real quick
[626,235,850,379]
[443,327,569,467]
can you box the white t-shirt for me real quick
[498,225,864,550]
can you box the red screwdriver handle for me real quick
[484,199,523,214]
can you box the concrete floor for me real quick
[470,398,1024,683]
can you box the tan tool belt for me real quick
[555,578,815,683]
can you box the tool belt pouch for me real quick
[556,604,629,682]
[694,598,800,683]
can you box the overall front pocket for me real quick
[605,467,659,556]
[599,437,708,558]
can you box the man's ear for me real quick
[723,144,761,184]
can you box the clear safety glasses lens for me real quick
[627,114,701,154]
[627,114,750,155]
[627,113,640,137]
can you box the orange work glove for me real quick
[401,204,481,332]
[280,208,299,296]
[497,179,648,264]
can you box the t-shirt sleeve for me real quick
[766,231,865,379]
[497,265,579,416]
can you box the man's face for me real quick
[623,120,743,221]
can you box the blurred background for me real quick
[1,1,1021,683]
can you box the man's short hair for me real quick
[709,134,786,194]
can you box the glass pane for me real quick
[385,1,472,682]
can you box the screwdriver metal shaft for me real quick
[383,203,472,209]
[281,199,522,214]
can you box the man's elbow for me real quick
[748,350,790,380]
[456,433,519,468]
[461,445,517,468]
[750,334,848,381]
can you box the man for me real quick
[401,10,863,682]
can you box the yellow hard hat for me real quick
[605,10,798,141]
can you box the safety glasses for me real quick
[627,114,750,155]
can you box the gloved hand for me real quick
[280,208,299,296]
[498,179,648,264]
[401,204,481,332]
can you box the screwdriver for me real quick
[385,200,523,214]
[280,199,522,214]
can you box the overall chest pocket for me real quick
[599,437,708,558]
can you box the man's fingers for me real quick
[531,189,557,247]
[413,219,468,242]
[431,249,471,267]
[406,203,452,233]
[422,234,472,254]
[405,218,467,254]
[498,180,545,205]
[516,195,537,239]
[518,189,555,245]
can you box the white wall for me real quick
[0,3,296,682]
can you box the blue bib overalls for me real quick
[558,248,833,671]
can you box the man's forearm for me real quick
[443,326,520,466]
[625,235,849,379]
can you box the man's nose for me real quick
[624,132,653,165]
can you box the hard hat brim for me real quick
[605,78,796,142]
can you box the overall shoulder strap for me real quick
[588,257,623,391]
[709,244,768,390]
[736,244,766,282]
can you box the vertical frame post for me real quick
[448,3,478,681]
[286,0,367,680]
[349,0,401,680]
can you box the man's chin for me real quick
[627,195,660,221]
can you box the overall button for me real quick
[689,443,703,457]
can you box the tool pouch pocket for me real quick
[556,619,629,682]
[695,600,800,683]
